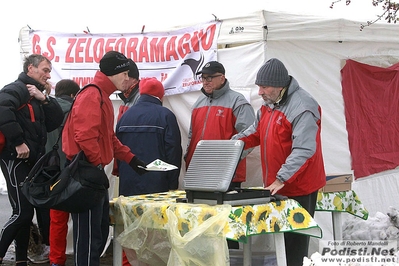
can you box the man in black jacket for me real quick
[0,54,63,266]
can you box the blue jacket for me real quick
[116,94,182,196]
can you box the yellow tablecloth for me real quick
[112,190,322,243]
[315,190,369,220]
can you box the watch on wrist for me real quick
[41,95,50,105]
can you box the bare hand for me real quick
[265,179,285,195]
[15,143,30,159]
[26,84,46,101]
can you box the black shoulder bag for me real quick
[21,84,109,213]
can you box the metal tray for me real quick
[185,188,272,206]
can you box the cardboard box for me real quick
[319,174,353,193]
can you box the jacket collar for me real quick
[17,72,46,92]
[137,94,162,105]
[118,85,140,104]
[91,71,118,97]
[201,79,230,99]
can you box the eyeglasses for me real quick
[199,75,223,82]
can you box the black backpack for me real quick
[21,84,109,213]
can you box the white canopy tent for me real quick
[2,9,399,255]
[163,9,399,214]
[161,10,399,253]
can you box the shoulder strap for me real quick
[54,84,103,147]
[76,84,103,106]
[17,96,35,123]
[17,96,34,111]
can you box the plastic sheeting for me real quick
[116,203,231,266]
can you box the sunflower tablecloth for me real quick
[111,190,322,244]
[315,190,369,220]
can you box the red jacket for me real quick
[62,71,134,167]
[185,81,255,183]
[237,78,325,196]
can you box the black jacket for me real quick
[0,72,64,164]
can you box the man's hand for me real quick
[129,156,148,175]
[26,84,46,101]
[15,143,30,159]
[265,179,285,195]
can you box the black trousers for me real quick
[71,193,109,266]
[34,207,50,245]
[0,159,35,261]
[284,191,318,266]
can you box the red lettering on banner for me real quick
[105,38,116,54]
[73,76,94,87]
[85,38,94,63]
[93,39,105,62]
[160,73,168,82]
[32,34,41,54]
[178,33,191,58]
[197,31,206,49]
[182,80,202,87]
[126,38,139,60]
[43,23,218,64]
[115,38,127,55]
[166,36,179,61]
[190,32,200,52]
[149,38,167,62]
[65,38,76,63]
[201,24,216,50]
[138,37,150,62]
[75,38,86,63]
[43,37,56,60]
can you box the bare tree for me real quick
[330,0,399,30]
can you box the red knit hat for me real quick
[139,78,165,100]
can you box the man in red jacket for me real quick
[62,51,147,266]
[234,58,326,266]
[185,61,255,189]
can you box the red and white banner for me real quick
[29,22,221,96]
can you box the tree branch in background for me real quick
[330,0,399,30]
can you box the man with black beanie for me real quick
[62,50,147,266]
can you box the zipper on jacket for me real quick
[200,97,212,140]
[264,107,274,185]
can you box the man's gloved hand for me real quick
[129,156,148,175]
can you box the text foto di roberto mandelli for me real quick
[320,240,397,256]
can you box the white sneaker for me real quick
[28,244,50,264]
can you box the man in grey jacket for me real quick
[234,58,326,266]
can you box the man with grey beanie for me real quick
[234,58,326,266]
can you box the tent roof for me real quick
[217,10,399,45]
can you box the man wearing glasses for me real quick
[184,61,255,192]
